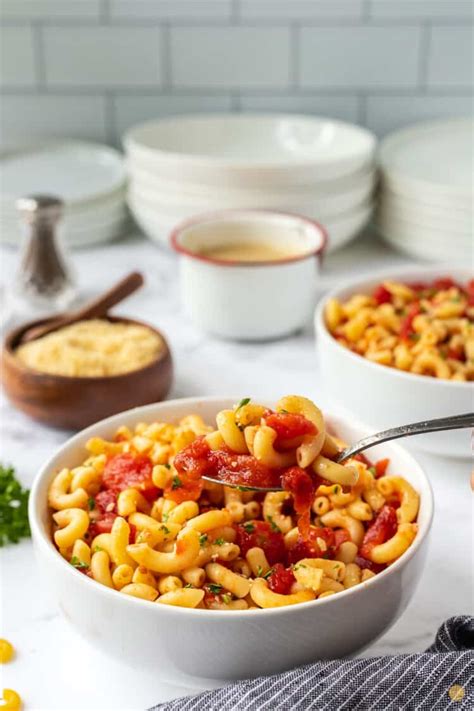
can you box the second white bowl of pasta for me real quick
[315,266,473,459]
[29,395,433,680]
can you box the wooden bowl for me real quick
[1,315,173,430]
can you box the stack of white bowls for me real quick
[0,140,128,248]
[124,114,377,252]
[376,119,473,262]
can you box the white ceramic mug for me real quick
[171,209,327,340]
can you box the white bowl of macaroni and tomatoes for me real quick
[316,267,473,459]
[30,396,433,680]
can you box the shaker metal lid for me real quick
[16,194,64,221]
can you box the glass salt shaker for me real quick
[13,194,77,315]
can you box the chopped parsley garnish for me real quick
[171,475,182,490]
[93,545,103,553]
[279,409,289,414]
[235,397,251,411]
[368,466,376,476]
[88,497,95,511]
[161,525,170,535]
[208,583,223,595]
[184,583,194,589]
[243,521,255,533]
[162,512,169,522]
[266,515,281,532]
[236,485,252,492]
[164,463,171,469]
[70,556,89,570]
[214,537,225,546]
[0,464,31,546]
[221,593,232,604]
[257,565,274,579]
[199,533,208,547]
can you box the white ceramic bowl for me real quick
[315,266,473,458]
[124,114,376,187]
[375,217,473,263]
[377,200,474,238]
[29,396,433,680]
[128,193,373,255]
[379,190,473,231]
[1,140,126,206]
[376,234,473,265]
[127,162,376,201]
[128,172,374,221]
[378,119,473,203]
[171,209,326,340]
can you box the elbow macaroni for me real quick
[325,277,474,381]
[48,397,420,610]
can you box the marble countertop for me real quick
[0,231,472,711]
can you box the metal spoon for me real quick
[202,412,474,492]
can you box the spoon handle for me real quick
[336,412,474,462]
[70,271,144,322]
[22,271,144,343]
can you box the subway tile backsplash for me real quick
[170,27,291,89]
[0,0,472,147]
[299,26,422,89]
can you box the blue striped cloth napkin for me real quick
[151,616,473,710]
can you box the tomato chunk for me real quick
[266,563,295,595]
[87,513,116,541]
[94,489,117,514]
[400,303,421,341]
[281,466,315,538]
[354,555,385,575]
[265,413,317,441]
[333,529,350,550]
[173,437,212,481]
[287,527,335,565]
[374,458,390,478]
[373,284,392,305]
[102,453,154,495]
[235,521,286,565]
[466,279,474,306]
[174,437,281,489]
[163,476,203,504]
[359,505,397,559]
[433,277,457,291]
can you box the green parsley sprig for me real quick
[70,556,89,570]
[0,464,31,546]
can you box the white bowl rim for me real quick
[170,209,328,267]
[378,117,474,198]
[315,264,474,390]
[1,138,127,206]
[29,395,433,619]
[123,113,376,171]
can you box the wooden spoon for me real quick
[20,271,144,344]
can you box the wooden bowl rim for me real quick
[2,314,172,384]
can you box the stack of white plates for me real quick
[124,114,377,252]
[0,141,128,248]
[376,119,473,262]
